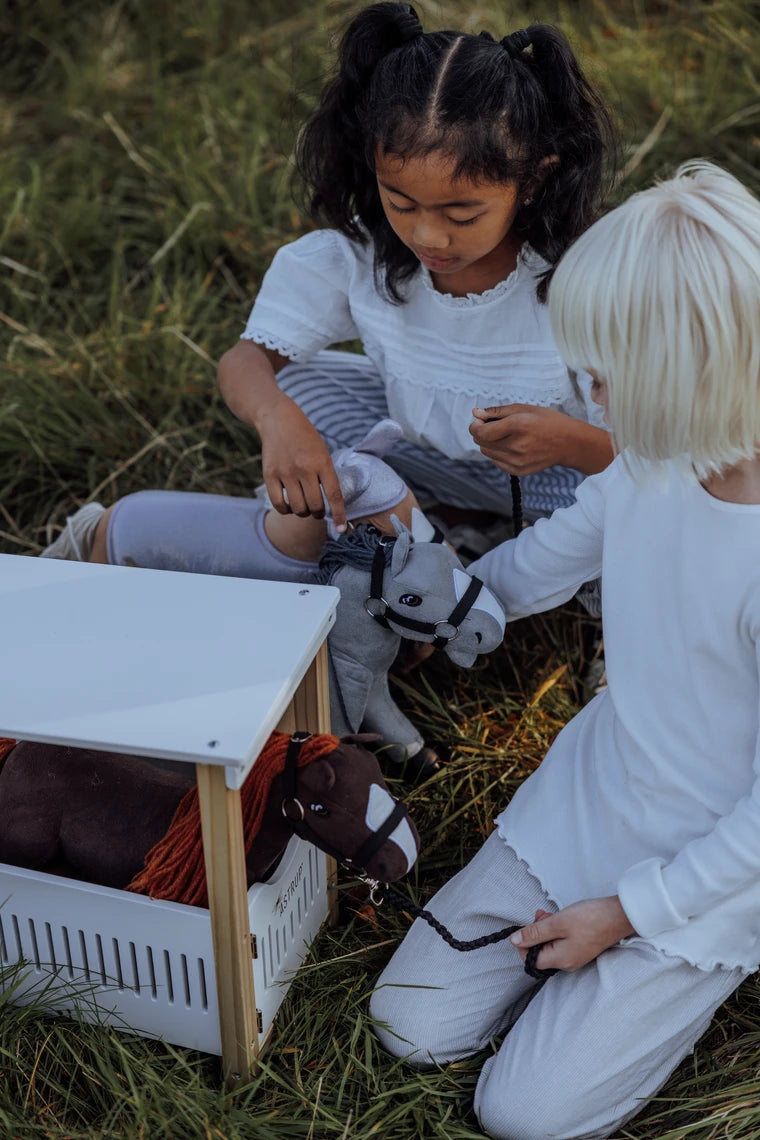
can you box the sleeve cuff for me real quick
[617,857,688,938]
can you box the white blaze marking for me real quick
[365,783,417,872]
[453,568,506,632]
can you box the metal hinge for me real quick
[250,933,258,958]
[256,1009,263,1034]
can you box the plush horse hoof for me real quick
[401,746,443,784]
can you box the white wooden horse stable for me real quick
[0,554,339,1079]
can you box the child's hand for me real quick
[258,395,347,531]
[470,405,580,475]
[510,897,635,973]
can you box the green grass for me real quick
[3,1,760,1136]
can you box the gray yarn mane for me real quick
[315,525,393,586]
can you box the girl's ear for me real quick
[524,154,559,204]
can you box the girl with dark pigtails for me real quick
[42,3,615,782]
[221,1,616,549]
[55,3,616,605]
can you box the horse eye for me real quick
[399,593,422,607]
[310,803,330,817]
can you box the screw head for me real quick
[298,588,309,595]
[207,740,219,748]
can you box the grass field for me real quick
[3,1,760,1136]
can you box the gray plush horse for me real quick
[318,510,506,779]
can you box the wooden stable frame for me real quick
[0,556,340,1086]
[197,646,337,1080]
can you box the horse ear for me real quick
[355,419,404,458]
[390,529,412,575]
[390,513,409,538]
[410,507,436,543]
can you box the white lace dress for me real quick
[242,228,606,514]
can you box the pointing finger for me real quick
[320,466,347,534]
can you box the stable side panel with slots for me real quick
[252,838,327,1036]
[0,865,221,1054]
[0,836,328,1055]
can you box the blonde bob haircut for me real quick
[549,161,760,478]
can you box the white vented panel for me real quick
[0,835,328,1054]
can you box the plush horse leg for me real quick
[362,674,441,780]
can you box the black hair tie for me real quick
[397,3,423,42]
[501,28,531,57]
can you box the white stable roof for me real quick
[0,555,338,788]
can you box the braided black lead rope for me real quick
[484,415,522,538]
[369,880,557,981]
[510,474,523,538]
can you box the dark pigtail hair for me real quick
[296,3,423,247]
[295,4,617,303]
[500,25,618,299]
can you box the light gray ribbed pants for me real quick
[370,832,745,1140]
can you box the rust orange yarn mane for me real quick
[126,730,339,907]
[0,739,16,768]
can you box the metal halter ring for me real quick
[281,797,306,822]
[364,596,389,619]
[433,619,459,642]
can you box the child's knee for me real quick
[475,1068,563,1140]
[475,1056,619,1140]
[369,984,445,1068]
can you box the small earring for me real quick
[523,196,533,206]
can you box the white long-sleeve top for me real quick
[241,229,605,461]
[469,455,760,972]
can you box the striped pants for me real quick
[276,351,586,518]
[105,351,600,609]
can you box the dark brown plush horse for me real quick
[0,733,419,904]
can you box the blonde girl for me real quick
[371,162,760,1139]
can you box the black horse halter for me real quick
[280,733,554,982]
[363,534,485,649]
[280,731,410,870]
